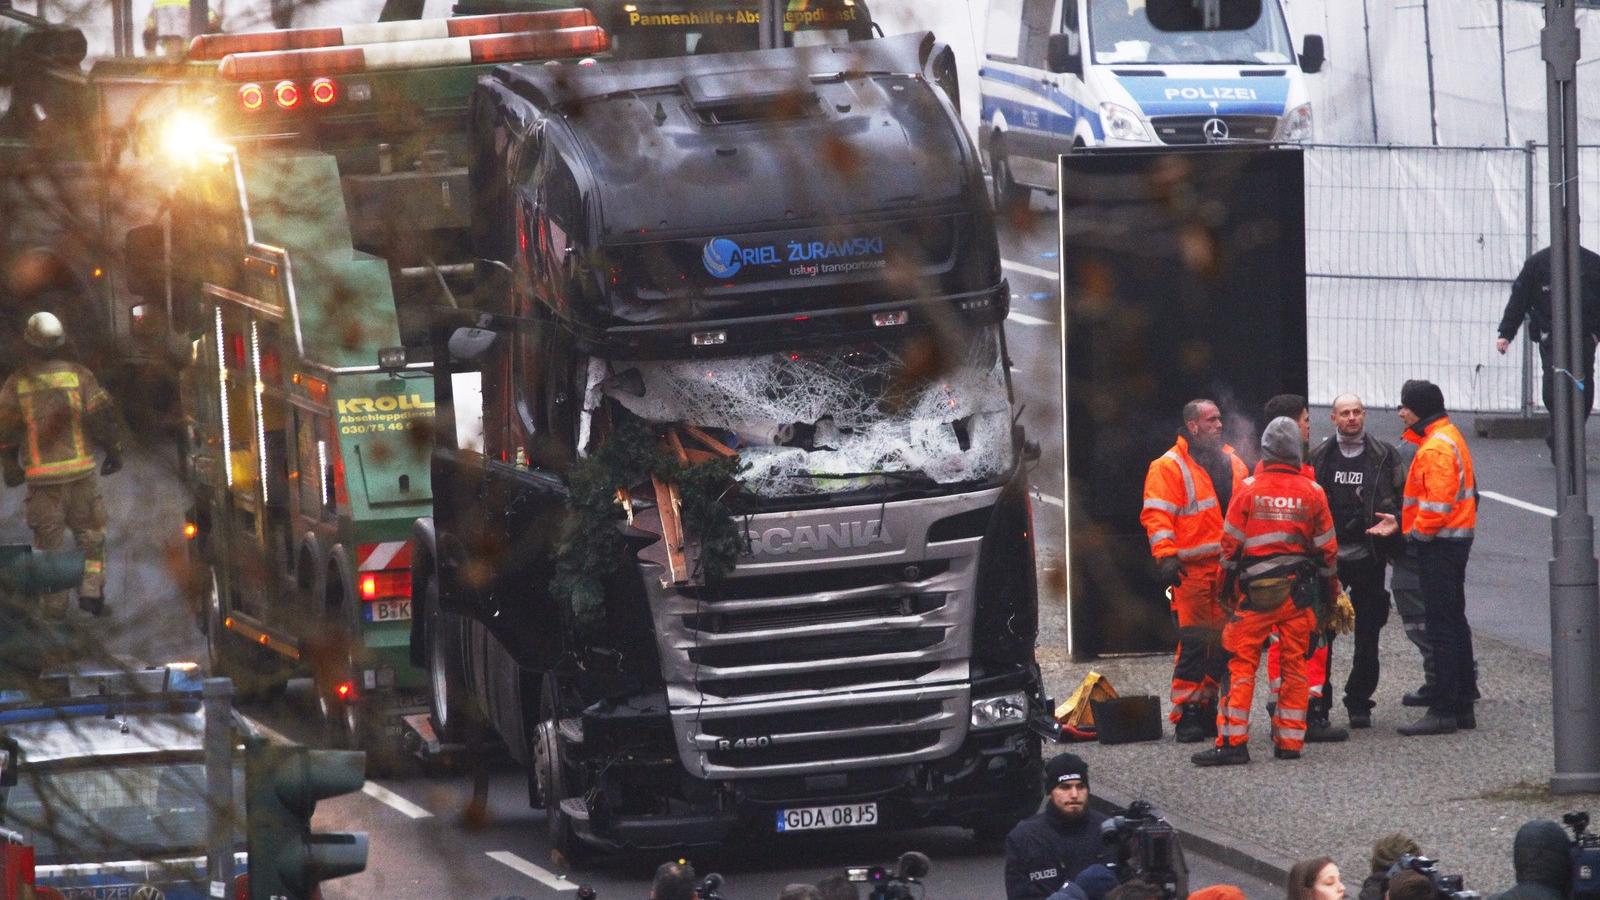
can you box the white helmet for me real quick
[24,312,64,350]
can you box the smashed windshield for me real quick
[600,328,1015,498]
[1088,0,1294,65]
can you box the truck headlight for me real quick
[1099,103,1151,143]
[1276,103,1313,142]
[971,691,1029,730]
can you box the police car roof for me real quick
[492,31,973,239]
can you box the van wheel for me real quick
[990,136,1030,213]
[535,676,590,865]
[424,571,477,743]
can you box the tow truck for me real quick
[150,10,610,759]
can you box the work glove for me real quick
[100,450,123,477]
[1,453,22,488]
[1153,556,1181,586]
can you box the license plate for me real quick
[364,599,412,622]
[775,802,878,833]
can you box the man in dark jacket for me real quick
[1488,820,1571,900]
[1496,244,1600,450]
[1309,394,1403,729]
[1005,753,1113,900]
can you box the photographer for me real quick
[653,860,700,900]
[1005,753,1115,899]
[1487,820,1571,900]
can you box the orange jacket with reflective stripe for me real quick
[0,361,112,484]
[1142,436,1248,563]
[1219,462,1339,579]
[1401,415,1478,541]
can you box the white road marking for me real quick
[239,714,295,747]
[486,851,581,892]
[1002,259,1059,281]
[1480,490,1556,518]
[361,782,434,819]
[1008,311,1053,327]
[1034,492,1065,509]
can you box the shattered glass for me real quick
[602,328,1015,497]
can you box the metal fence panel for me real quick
[1305,144,1531,411]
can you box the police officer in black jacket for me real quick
[1496,244,1600,448]
[1004,753,1114,900]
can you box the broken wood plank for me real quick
[652,474,688,584]
[682,425,739,459]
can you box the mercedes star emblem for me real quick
[1202,118,1230,143]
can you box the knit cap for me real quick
[1399,380,1445,419]
[1261,416,1302,465]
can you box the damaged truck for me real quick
[409,32,1048,854]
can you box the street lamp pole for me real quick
[1542,0,1600,794]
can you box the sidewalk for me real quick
[1037,620,1595,896]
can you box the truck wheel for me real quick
[990,136,1030,214]
[204,567,282,701]
[535,676,589,864]
[423,572,476,743]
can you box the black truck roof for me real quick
[488,31,974,240]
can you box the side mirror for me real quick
[123,224,165,300]
[1046,33,1081,76]
[447,326,497,364]
[0,736,20,788]
[1300,34,1325,74]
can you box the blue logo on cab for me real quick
[703,238,744,278]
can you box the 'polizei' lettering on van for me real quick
[746,520,892,556]
[1163,86,1259,102]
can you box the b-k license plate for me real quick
[364,599,412,622]
[776,802,878,833]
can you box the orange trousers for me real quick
[1169,560,1225,722]
[1217,602,1316,752]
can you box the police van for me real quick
[978,0,1323,204]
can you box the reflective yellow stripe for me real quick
[1277,707,1308,723]
[25,456,96,478]
[1144,498,1179,513]
[15,372,80,394]
[83,560,103,573]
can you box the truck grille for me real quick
[640,489,999,779]
[1150,114,1278,145]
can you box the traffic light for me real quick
[245,740,368,900]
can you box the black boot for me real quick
[1306,717,1349,742]
[1397,712,1458,736]
[1191,744,1250,767]
[1401,688,1436,708]
[1200,701,1218,738]
[1174,704,1208,744]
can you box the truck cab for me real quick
[416,32,1046,856]
[978,0,1322,205]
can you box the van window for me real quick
[1087,0,1293,65]
[1019,0,1056,68]
[985,0,1024,60]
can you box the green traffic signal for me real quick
[245,740,369,900]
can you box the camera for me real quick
[699,873,729,900]
[1564,811,1600,899]
[1384,853,1480,900]
[1100,800,1189,900]
[846,850,931,900]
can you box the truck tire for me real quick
[989,135,1030,214]
[423,571,476,744]
[314,571,374,752]
[534,675,589,863]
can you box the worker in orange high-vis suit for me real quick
[1142,399,1248,743]
[0,313,123,620]
[1371,379,1479,736]
[1192,417,1339,766]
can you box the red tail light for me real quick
[310,77,336,105]
[336,681,356,700]
[273,80,299,109]
[359,571,410,601]
[234,872,249,900]
[238,82,264,110]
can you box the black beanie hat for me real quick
[1044,752,1089,791]
[1400,380,1445,420]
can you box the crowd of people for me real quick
[1141,380,1480,764]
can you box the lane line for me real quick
[239,714,295,747]
[1008,311,1053,327]
[1480,489,1556,518]
[1002,259,1059,281]
[1034,491,1065,509]
[486,851,581,892]
[361,782,434,819]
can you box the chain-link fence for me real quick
[1304,142,1600,413]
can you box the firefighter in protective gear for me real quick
[0,312,123,619]
[1141,399,1248,743]
[1191,417,1340,766]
